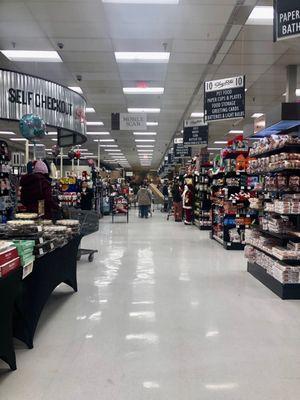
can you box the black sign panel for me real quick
[174,143,191,158]
[274,0,300,41]
[204,76,245,122]
[183,124,208,146]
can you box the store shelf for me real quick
[212,234,245,250]
[247,262,300,300]
[251,144,300,159]
[199,226,211,231]
[246,243,300,266]
[252,226,300,242]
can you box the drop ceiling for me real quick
[0,0,300,170]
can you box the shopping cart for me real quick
[63,208,99,262]
[111,195,129,223]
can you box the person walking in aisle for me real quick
[172,182,183,222]
[182,184,194,225]
[162,181,169,212]
[137,184,152,218]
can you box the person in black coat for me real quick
[80,181,94,210]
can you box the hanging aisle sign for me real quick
[183,123,208,146]
[111,113,147,130]
[174,138,191,158]
[204,75,245,122]
[0,69,86,143]
[274,0,300,41]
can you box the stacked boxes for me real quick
[12,240,35,278]
[0,241,20,277]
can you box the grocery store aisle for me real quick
[1,211,300,400]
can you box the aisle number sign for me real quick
[274,0,300,41]
[111,113,147,130]
[204,76,245,122]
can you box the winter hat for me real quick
[34,160,48,175]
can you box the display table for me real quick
[14,235,81,349]
[0,268,22,370]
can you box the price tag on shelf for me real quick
[227,242,232,246]
[241,186,245,190]
[247,186,251,190]
[246,214,250,218]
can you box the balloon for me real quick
[74,150,81,160]
[68,149,75,160]
[51,145,60,157]
[19,114,46,141]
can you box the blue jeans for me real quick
[140,205,149,218]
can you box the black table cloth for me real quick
[0,268,22,370]
[14,235,81,349]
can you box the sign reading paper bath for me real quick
[204,76,245,122]
[0,69,87,142]
[111,113,147,130]
[274,0,300,41]
[183,123,208,146]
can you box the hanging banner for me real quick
[111,113,147,130]
[274,0,300,41]
[183,123,208,146]
[204,75,245,122]
[0,69,86,142]
[174,143,191,158]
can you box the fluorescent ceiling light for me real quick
[103,0,178,3]
[123,87,164,94]
[135,139,155,142]
[87,132,110,136]
[77,148,88,151]
[147,122,158,126]
[128,108,160,113]
[47,132,57,135]
[99,144,118,148]
[133,132,157,136]
[191,112,204,118]
[28,143,45,147]
[115,52,170,63]
[104,149,121,152]
[86,107,95,113]
[228,130,243,134]
[99,139,114,142]
[86,121,104,126]
[1,50,62,62]
[68,86,83,94]
[207,147,222,151]
[136,145,154,148]
[251,113,264,118]
[10,138,27,141]
[0,131,15,135]
[137,150,154,153]
[247,6,273,25]
[214,141,227,144]
[51,139,57,141]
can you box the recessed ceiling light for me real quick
[86,107,96,113]
[99,139,115,142]
[86,121,104,126]
[10,138,27,141]
[133,132,157,136]
[68,86,83,94]
[214,141,227,144]
[251,113,264,118]
[123,87,164,94]
[135,139,155,142]
[128,108,160,113]
[115,52,170,63]
[228,130,243,134]
[0,131,15,135]
[104,0,178,3]
[87,132,110,136]
[1,50,62,62]
[246,6,273,25]
[191,112,204,118]
[147,122,158,126]
[207,147,222,151]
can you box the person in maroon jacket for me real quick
[20,160,59,219]
[182,184,194,225]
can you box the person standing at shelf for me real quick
[172,182,183,222]
[80,180,94,210]
[137,184,152,219]
[162,180,169,212]
[182,184,194,225]
[20,160,60,219]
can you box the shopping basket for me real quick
[63,208,99,262]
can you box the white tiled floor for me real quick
[1,211,300,399]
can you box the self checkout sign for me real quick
[274,0,300,41]
[204,75,245,122]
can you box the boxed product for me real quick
[0,257,20,277]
